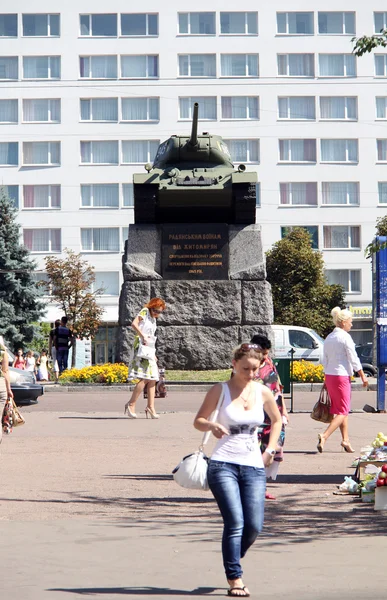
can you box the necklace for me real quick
[239,383,253,409]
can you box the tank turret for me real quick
[133,103,257,224]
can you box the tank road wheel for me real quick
[134,184,158,224]
[232,182,256,224]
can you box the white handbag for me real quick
[137,335,156,360]
[172,384,225,491]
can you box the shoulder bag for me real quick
[172,383,226,491]
[310,384,333,424]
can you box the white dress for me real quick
[128,307,159,381]
[38,356,49,380]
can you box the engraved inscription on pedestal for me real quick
[162,223,228,280]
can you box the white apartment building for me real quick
[1,1,386,362]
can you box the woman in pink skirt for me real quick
[318,307,368,453]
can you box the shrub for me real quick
[291,360,324,383]
[59,363,128,385]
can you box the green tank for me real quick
[133,103,257,224]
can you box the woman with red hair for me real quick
[124,297,166,419]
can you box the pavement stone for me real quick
[1,392,387,600]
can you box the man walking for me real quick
[54,316,73,373]
[49,319,61,383]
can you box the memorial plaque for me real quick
[162,223,229,280]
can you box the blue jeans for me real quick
[57,347,69,373]
[207,460,266,580]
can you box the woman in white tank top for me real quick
[194,343,282,598]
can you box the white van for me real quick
[272,325,324,364]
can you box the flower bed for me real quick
[59,363,129,385]
[291,360,324,383]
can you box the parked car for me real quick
[355,343,377,377]
[272,325,325,364]
[9,367,44,404]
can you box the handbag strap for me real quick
[200,383,226,449]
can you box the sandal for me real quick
[265,492,276,500]
[227,587,250,597]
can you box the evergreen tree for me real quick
[0,188,44,347]
[266,227,346,338]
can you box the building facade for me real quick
[1,1,386,360]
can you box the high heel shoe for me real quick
[124,403,137,419]
[317,434,325,453]
[341,440,355,453]
[145,406,159,419]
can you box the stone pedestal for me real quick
[117,224,273,369]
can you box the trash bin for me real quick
[273,358,291,394]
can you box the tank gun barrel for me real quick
[188,102,199,147]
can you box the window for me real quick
[374,13,387,33]
[121,98,159,121]
[179,97,217,120]
[322,182,359,206]
[1,185,18,208]
[22,14,60,36]
[123,184,134,207]
[256,183,261,207]
[220,54,259,77]
[178,13,215,35]
[319,54,356,77]
[278,97,315,120]
[80,56,117,79]
[279,140,316,163]
[0,14,17,37]
[0,142,18,165]
[120,55,158,78]
[375,55,387,77]
[178,54,216,77]
[0,99,18,123]
[80,99,118,122]
[289,330,316,349]
[277,54,314,77]
[23,142,60,166]
[23,99,60,123]
[220,12,258,35]
[376,97,387,118]
[121,13,158,36]
[221,97,259,120]
[320,97,357,120]
[80,141,119,165]
[23,185,60,209]
[281,226,318,249]
[277,12,314,35]
[80,14,117,37]
[81,228,120,252]
[0,57,18,80]
[122,227,129,249]
[81,184,119,208]
[323,226,360,249]
[23,229,61,252]
[378,182,387,204]
[223,140,259,163]
[23,56,60,79]
[280,183,317,206]
[320,140,358,163]
[31,272,51,294]
[325,270,361,293]
[377,140,387,161]
[122,140,159,164]
[318,12,355,34]
[93,272,119,296]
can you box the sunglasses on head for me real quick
[240,343,262,352]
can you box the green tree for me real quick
[352,31,387,57]
[266,228,346,338]
[45,249,105,367]
[29,322,52,354]
[365,215,387,258]
[0,188,44,348]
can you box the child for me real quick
[25,350,37,381]
[37,349,49,382]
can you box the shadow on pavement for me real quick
[47,587,221,596]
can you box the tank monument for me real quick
[117,103,273,369]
